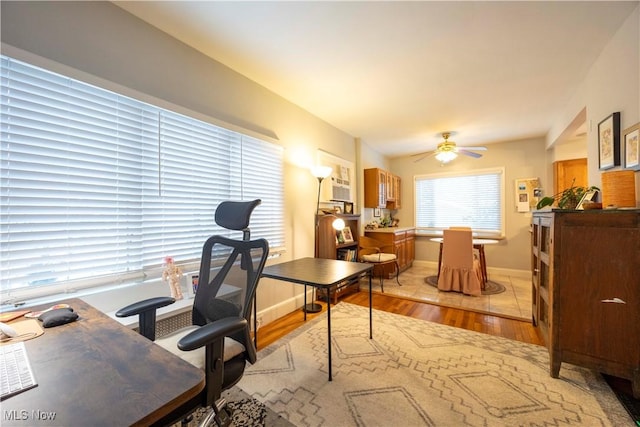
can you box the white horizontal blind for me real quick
[142,111,238,267]
[236,135,284,247]
[1,55,283,299]
[415,168,504,237]
[0,56,157,290]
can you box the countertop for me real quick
[365,226,415,233]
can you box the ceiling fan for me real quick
[412,132,487,163]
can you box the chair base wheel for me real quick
[199,398,233,427]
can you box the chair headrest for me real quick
[215,199,261,231]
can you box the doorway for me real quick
[554,157,587,194]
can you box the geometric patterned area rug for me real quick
[238,303,630,426]
[176,387,295,427]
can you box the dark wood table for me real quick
[261,257,373,381]
[1,298,204,426]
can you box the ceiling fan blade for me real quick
[459,146,487,151]
[458,149,483,158]
[411,151,436,162]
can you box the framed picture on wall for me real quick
[343,201,354,214]
[623,122,640,171]
[598,112,621,170]
[373,208,381,217]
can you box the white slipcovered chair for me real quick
[437,228,483,296]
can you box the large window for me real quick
[1,55,284,301]
[414,168,504,238]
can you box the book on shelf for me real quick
[337,248,357,262]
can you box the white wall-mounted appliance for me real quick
[317,150,354,203]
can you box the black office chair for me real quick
[116,199,269,427]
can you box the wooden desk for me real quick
[431,237,498,288]
[1,298,204,427]
[262,257,373,381]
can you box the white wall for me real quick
[2,1,638,321]
[0,1,357,324]
[355,5,640,273]
[548,4,640,205]
[356,139,392,230]
[552,139,588,162]
[386,137,547,272]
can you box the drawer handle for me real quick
[601,297,626,304]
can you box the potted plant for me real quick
[536,180,599,210]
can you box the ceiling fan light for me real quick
[435,151,457,163]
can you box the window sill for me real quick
[414,230,505,240]
[1,279,194,330]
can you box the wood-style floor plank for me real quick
[256,290,544,350]
[252,285,636,418]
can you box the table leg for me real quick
[327,285,332,381]
[369,271,373,339]
[303,284,307,321]
[474,244,488,289]
[437,243,443,279]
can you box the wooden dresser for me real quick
[531,210,639,398]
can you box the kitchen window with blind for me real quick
[1,55,284,302]
[414,168,505,238]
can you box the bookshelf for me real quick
[315,213,361,303]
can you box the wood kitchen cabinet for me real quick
[393,175,401,209]
[364,168,387,208]
[364,168,401,209]
[405,228,414,262]
[364,227,415,278]
[531,210,640,398]
[386,172,395,203]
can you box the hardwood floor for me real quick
[255,290,637,417]
[256,290,544,351]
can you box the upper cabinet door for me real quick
[364,168,401,209]
[386,171,395,201]
[364,168,386,208]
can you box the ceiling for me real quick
[113,1,637,158]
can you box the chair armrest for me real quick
[115,296,176,317]
[383,245,397,255]
[178,317,247,352]
[358,247,381,257]
[115,296,175,341]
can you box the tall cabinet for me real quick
[315,214,361,303]
[531,210,640,398]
